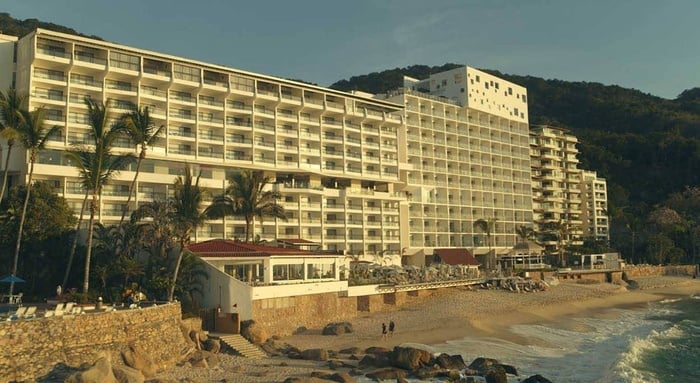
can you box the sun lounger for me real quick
[23,306,37,319]
[62,302,75,315]
[53,303,66,316]
[6,306,28,321]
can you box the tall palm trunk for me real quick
[82,192,98,293]
[63,190,89,288]
[119,151,144,227]
[9,151,35,295]
[0,142,13,203]
[169,233,189,301]
[245,216,253,243]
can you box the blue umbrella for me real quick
[0,275,25,283]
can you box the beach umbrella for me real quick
[0,275,25,283]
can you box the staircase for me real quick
[217,334,267,359]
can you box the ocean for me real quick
[428,293,700,383]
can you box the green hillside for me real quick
[0,12,102,40]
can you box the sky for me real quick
[2,0,698,99]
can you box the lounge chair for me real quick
[53,303,66,316]
[23,306,37,319]
[62,302,75,315]
[6,306,27,321]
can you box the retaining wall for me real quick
[252,289,433,336]
[0,303,187,382]
[623,264,696,278]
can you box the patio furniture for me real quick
[6,306,27,321]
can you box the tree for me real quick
[65,98,133,294]
[8,107,59,294]
[545,220,571,267]
[0,88,27,203]
[515,225,535,243]
[473,218,498,270]
[169,166,207,302]
[205,170,286,243]
[118,103,164,227]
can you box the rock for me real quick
[122,343,158,378]
[241,321,268,345]
[339,347,361,355]
[301,348,330,361]
[283,378,336,383]
[73,355,118,383]
[327,359,345,369]
[468,357,500,372]
[483,365,507,383]
[294,326,308,334]
[202,338,221,354]
[391,346,433,371]
[327,372,356,383]
[113,365,145,383]
[435,353,466,370]
[322,322,354,335]
[189,330,202,350]
[521,374,554,383]
[501,364,518,376]
[365,367,406,382]
[143,379,179,383]
[187,350,219,368]
[358,354,391,369]
[364,346,391,355]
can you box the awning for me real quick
[434,248,479,266]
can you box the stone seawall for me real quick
[0,303,187,382]
[623,264,696,279]
[252,290,432,336]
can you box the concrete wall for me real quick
[0,303,188,382]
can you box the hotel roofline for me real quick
[28,28,404,111]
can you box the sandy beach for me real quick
[155,276,700,382]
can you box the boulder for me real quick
[202,338,221,354]
[434,353,466,370]
[187,350,219,368]
[364,346,391,355]
[483,366,507,383]
[189,330,202,350]
[339,347,361,355]
[112,365,145,383]
[122,343,158,378]
[521,374,554,383]
[241,321,268,345]
[301,348,330,361]
[322,322,354,335]
[71,355,118,383]
[310,372,355,383]
[468,357,500,372]
[365,367,407,382]
[358,354,391,369]
[390,346,433,371]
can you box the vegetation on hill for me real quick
[0,12,102,40]
[331,65,700,264]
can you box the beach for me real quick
[155,276,700,382]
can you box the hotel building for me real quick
[379,67,534,260]
[581,170,609,243]
[529,125,610,251]
[1,29,405,256]
[1,28,606,263]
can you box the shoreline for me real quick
[155,276,700,382]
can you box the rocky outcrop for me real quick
[241,320,269,345]
[322,322,354,335]
[390,346,432,371]
[301,348,330,361]
[122,343,158,378]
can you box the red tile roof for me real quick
[188,239,334,258]
[277,238,318,245]
[434,248,480,266]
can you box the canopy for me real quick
[0,275,25,283]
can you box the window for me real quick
[110,51,140,71]
[173,63,201,82]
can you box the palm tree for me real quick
[205,170,286,242]
[0,88,27,204]
[549,220,571,267]
[473,218,498,270]
[169,166,207,302]
[8,107,59,295]
[118,103,164,227]
[65,98,133,294]
[515,225,535,244]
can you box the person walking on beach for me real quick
[381,322,387,340]
[389,320,395,336]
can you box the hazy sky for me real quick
[3,0,698,99]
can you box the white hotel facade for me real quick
[0,29,605,264]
